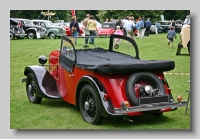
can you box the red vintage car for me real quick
[97,22,123,36]
[22,34,187,125]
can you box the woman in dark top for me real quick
[115,18,123,30]
[70,16,80,45]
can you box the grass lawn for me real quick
[10,33,190,129]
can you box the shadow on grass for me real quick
[39,98,76,109]
[102,114,174,128]
[28,99,176,128]
[175,54,190,56]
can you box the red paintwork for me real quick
[97,28,125,36]
[97,28,115,35]
[64,26,84,36]
[48,50,172,115]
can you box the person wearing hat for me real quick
[184,15,190,25]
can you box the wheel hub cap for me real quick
[28,84,32,92]
[145,85,154,94]
[84,101,89,110]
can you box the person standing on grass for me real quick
[122,16,128,36]
[123,16,135,41]
[136,18,144,39]
[114,25,123,44]
[70,16,80,45]
[155,22,160,34]
[167,26,177,48]
[86,15,98,45]
[184,15,190,25]
[145,18,151,36]
[141,17,146,38]
[83,14,90,46]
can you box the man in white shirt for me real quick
[184,15,190,25]
[124,16,136,40]
[122,16,128,36]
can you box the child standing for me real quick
[114,25,123,44]
[167,26,177,47]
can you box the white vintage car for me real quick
[176,24,190,55]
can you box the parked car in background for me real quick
[174,19,183,33]
[10,18,26,40]
[11,18,47,39]
[54,20,64,24]
[53,22,84,36]
[21,34,187,125]
[157,20,183,33]
[32,20,66,39]
[157,21,171,33]
[97,22,122,36]
[176,24,190,55]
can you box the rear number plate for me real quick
[139,95,169,105]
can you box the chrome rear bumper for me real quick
[114,101,187,114]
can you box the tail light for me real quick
[177,96,182,102]
[121,101,130,110]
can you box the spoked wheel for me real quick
[26,72,42,104]
[126,72,166,115]
[126,72,166,106]
[79,84,103,125]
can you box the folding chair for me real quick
[185,80,190,114]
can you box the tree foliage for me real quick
[96,10,165,23]
[10,10,190,23]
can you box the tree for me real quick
[96,10,164,23]
[10,10,71,22]
[10,10,190,23]
[163,10,190,20]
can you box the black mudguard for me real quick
[24,65,61,99]
[26,28,37,34]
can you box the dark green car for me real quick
[32,19,66,39]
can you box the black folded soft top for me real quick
[75,48,175,74]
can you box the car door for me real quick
[59,36,76,92]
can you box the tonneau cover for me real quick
[75,48,175,74]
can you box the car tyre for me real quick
[79,84,103,125]
[49,33,56,39]
[188,41,190,55]
[27,32,35,39]
[10,32,15,40]
[126,72,166,106]
[26,72,42,104]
